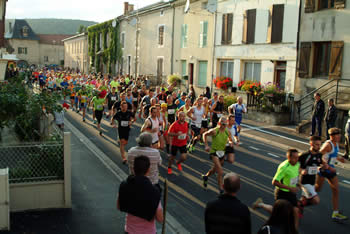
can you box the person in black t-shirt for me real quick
[157,88,167,104]
[106,87,119,120]
[210,95,224,128]
[113,92,132,113]
[298,136,325,214]
[166,95,177,125]
[112,101,134,164]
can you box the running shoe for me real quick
[332,212,348,221]
[177,163,183,171]
[187,144,193,153]
[83,118,85,122]
[199,141,204,146]
[99,131,103,136]
[202,175,208,188]
[252,197,263,210]
[93,120,97,124]
[168,167,172,175]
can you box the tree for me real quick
[78,25,87,33]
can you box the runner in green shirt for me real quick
[91,92,106,136]
[202,116,235,194]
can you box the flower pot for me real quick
[231,87,237,93]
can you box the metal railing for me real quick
[0,142,64,183]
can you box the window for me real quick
[121,32,125,49]
[242,9,256,44]
[220,61,234,79]
[221,13,233,45]
[158,25,164,46]
[22,26,28,37]
[18,47,27,54]
[244,61,261,81]
[181,60,186,77]
[44,56,49,62]
[181,24,188,48]
[157,57,164,78]
[160,10,164,16]
[198,61,208,87]
[313,42,331,77]
[201,2,208,9]
[270,4,284,43]
[318,0,335,10]
[199,21,208,48]
[305,0,345,13]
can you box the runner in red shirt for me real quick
[167,111,189,175]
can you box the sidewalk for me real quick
[2,122,177,234]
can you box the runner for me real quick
[112,101,134,164]
[208,92,218,123]
[228,96,247,133]
[316,128,348,221]
[106,87,118,121]
[140,88,154,119]
[68,81,76,110]
[175,92,187,108]
[297,136,324,217]
[167,111,189,175]
[227,114,240,150]
[91,92,106,136]
[131,86,140,118]
[77,85,89,122]
[210,95,224,128]
[141,106,160,149]
[202,116,235,194]
[157,88,167,104]
[187,97,205,153]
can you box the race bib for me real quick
[111,97,116,101]
[290,177,298,186]
[329,157,337,165]
[168,109,175,114]
[307,166,318,175]
[178,134,186,140]
[216,151,225,158]
[217,113,223,118]
[159,100,165,104]
[133,97,137,101]
[121,121,129,127]
[195,123,201,128]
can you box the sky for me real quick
[6,0,166,23]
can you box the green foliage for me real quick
[224,95,237,111]
[167,74,182,87]
[78,25,87,33]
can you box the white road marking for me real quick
[249,146,260,151]
[268,153,280,158]
[342,180,350,185]
[241,123,346,156]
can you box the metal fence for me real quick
[0,142,64,183]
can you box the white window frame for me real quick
[158,24,165,47]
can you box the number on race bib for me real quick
[111,97,116,101]
[307,166,318,175]
[168,109,175,114]
[217,113,223,118]
[178,134,186,140]
[216,151,225,158]
[121,121,129,127]
[290,177,298,186]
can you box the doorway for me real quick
[274,61,286,90]
[188,63,194,87]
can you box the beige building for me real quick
[173,0,215,93]
[62,32,89,73]
[5,19,69,67]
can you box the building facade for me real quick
[63,33,89,73]
[214,0,300,93]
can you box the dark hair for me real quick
[223,173,240,193]
[328,98,334,103]
[134,156,150,176]
[228,114,235,121]
[150,106,157,113]
[286,149,298,158]
[315,92,321,97]
[310,135,321,142]
[121,101,127,106]
[262,199,298,234]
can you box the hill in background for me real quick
[5,18,97,35]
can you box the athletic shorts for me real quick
[318,169,337,179]
[118,128,130,141]
[70,96,75,100]
[274,189,298,207]
[201,119,208,129]
[191,125,201,136]
[301,184,318,199]
[235,117,242,126]
[171,145,187,156]
[80,102,86,108]
[75,96,79,103]
[108,104,113,110]
[224,145,235,154]
[133,101,138,108]
[95,110,103,123]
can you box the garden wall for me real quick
[244,110,291,125]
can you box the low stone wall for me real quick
[244,110,291,125]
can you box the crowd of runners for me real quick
[28,68,348,231]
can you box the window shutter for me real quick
[199,21,204,48]
[227,13,233,44]
[305,0,315,13]
[271,4,284,43]
[329,41,344,79]
[181,24,184,48]
[242,12,247,44]
[266,6,272,43]
[298,42,312,78]
[203,21,208,47]
[247,9,256,44]
[221,14,227,44]
[334,0,346,9]
[184,24,188,48]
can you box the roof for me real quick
[61,32,87,42]
[37,34,72,45]
[5,19,39,40]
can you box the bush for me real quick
[167,74,182,87]
[224,95,237,111]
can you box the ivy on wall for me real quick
[88,19,123,74]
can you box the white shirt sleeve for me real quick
[242,104,247,113]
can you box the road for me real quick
[65,107,350,234]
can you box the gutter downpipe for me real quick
[294,0,302,123]
[170,4,175,74]
[210,10,217,94]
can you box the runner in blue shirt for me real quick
[228,96,247,134]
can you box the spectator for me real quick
[311,93,325,137]
[128,132,162,189]
[257,199,298,234]
[117,156,163,234]
[325,98,337,139]
[204,86,211,99]
[344,110,350,161]
[205,172,251,234]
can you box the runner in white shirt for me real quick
[228,96,247,134]
[187,97,205,153]
[141,106,160,149]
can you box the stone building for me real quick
[62,32,89,73]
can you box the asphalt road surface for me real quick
[65,108,350,234]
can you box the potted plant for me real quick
[213,76,233,91]
[167,74,182,87]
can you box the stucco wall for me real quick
[39,44,64,66]
[8,39,40,65]
[63,35,88,72]
[214,0,299,93]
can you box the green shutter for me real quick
[184,24,188,48]
[198,61,207,87]
[181,60,186,76]
[199,21,203,48]
[203,21,208,47]
[181,24,184,48]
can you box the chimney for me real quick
[124,2,129,15]
[128,4,134,12]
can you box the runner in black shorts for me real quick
[106,87,118,121]
[112,101,134,164]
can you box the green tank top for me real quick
[210,128,229,153]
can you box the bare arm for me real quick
[155,204,164,223]
[272,180,299,193]
[203,128,217,150]
[141,119,151,133]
